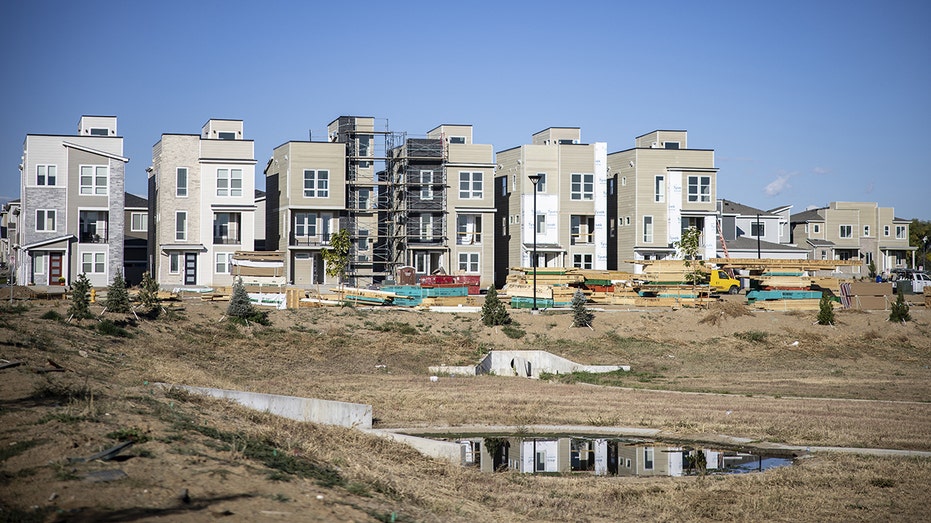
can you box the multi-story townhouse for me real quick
[1,200,20,275]
[495,128,609,284]
[790,201,913,274]
[17,116,127,287]
[124,192,148,285]
[606,130,717,272]
[716,199,807,259]
[149,119,256,287]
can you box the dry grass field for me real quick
[1,296,930,522]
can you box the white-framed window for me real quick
[82,252,106,274]
[175,211,187,241]
[36,209,56,231]
[80,165,108,195]
[571,215,594,245]
[413,252,429,273]
[687,175,711,203]
[536,213,546,235]
[751,222,765,237]
[303,170,329,198]
[625,216,631,226]
[571,173,594,200]
[215,252,233,273]
[573,253,593,269]
[621,176,627,187]
[644,447,654,470]
[459,171,483,199]
[420,170,433,199]
[216,168,243,197]
[357,230,369,251]
[896,225,907,239]
[456,214,482,245]
[654,175,665,203]
[839,225,853,239]
[643,216,653,243]
[813,223,821,234]
[176,168,188,197]
[34,253,46,274]
[458,252,479,273]
[294,212,317,238]
[863,225,870,237]
[213,213,241,245]
[535,173,546,192]
[130,212,147,232]
[37,165,57,186]
[884,225,891,236]
[419,214,434,240]
[169,253,180,274]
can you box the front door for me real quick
[184,253,197,285]
[48,253,63,285]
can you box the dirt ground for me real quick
[1,295,929,522]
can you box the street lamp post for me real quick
[922,235,929,272]
[528,174,542,311]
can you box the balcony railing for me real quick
[290,233,331,247]
[213,236,241,245]
[80,233,108,243]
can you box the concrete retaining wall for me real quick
[477,350,629,378]
[365,430,464,464]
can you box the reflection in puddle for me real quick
[443,436,793,476]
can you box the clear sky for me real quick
[2,0,929,220]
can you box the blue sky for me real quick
[2,0,929,220]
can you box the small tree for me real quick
[228,277,255,319]
[889,285,911,323]
[68,273,93,320]
[137,271,161,310]
[571,289,594,328]
[867,260,877,280]
[816,292,835,325]
[481,286,511,326]
[674,227,706,288]
[321,229,352,287]
[105,272,131,313]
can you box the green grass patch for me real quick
[502,324,525,339]
[734,331,769,343]
[96,319,133,338]
[540,369,663,387]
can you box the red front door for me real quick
[48,253,63,285]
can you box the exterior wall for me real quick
[151,135,201,287]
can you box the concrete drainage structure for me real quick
[429,350,630,378]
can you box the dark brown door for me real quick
[48,253,63,285]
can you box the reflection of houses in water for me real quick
[451,436,777,476]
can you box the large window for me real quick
[81,252,106,274]
[456,214,482,245]
[751,221,765,237]
[535,173,546,192]
[644,447,654,470]
[303,170,329,198]
[643,216,653,243]
[175,211,187,241]
[213,213,241,244]
[215,252,233,274]
[459,171,483,199]
[216,168,243,197]
[36,209,56,232]
[458,252,479,273]
[654,175,665,203]
[536,213,546,235]
[419,214,434,240]
[131,212,148,232]
[687,175,711,203]
[571,173,594,200]
[573,253,593,269]
[176,168,188,197]
[420,170,433,200]
[294,212,317,238]
[37,165,57,186]
[79,211,108,243]
[80,165,108,195]
[571,215,594,245]
[839,225,853,239]
[169,253,180,274]
[896,225,907,239]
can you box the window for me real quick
[358,188,371,209]
[449,136,466,144]
[625,216,630,226]
[896,225,907,239]
[37,165,57,186]
[90,128,109,136]
[608,178,615,196]
[499,177,507,197]
[863,225,870,237]
[36,209,56,231]
[536,213,546,235]
[218,131,236,140]
[294,212,317,238]
[79,210,108,242]
[175,211,187,241]
[82,252,106,274]
[654,175,665,203]
[420,170,433,199]
[621,176,627,187]
[687,175,711,202]
[34,253,46,274]
[358,135,371,156]
[751,221,765,237]
[216,168,243,197]
[840,225,853,239]
[357,230,369,251]
[571,173,594,200]
[213,213,241,244]
[419,214,433,240]
[176,168,188,197]
[303,170,330,198]
[571,215,594,244]
[215,252,233,273]
[664,142,680,149]
[458,252,479,273]
[884,225,890,236]
[813,223,821,234]
[643,216,653,243]
[131,212,148,232]
[573,253,593,269]
[169,253,180,274]
[644,447,654,470]
[535,173,546,192]
[459,171,483,199]
[413,252,429,273]
[80,165,108,195]
[456,214,482,245]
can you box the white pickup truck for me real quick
[891,271,931,294]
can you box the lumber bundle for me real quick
[751,298,827,311]
[759,269,811,290]
[839,282,893,310]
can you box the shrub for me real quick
[501,324,525,339]
[137,271,161,310]
[889,286,910,323]
[817,293,835,325]
[227,277,270,326]
[481,286,511,326]
[68,273,93,320]
[571,289,594,328]
[106,272,131,313]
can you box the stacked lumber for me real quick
[751,298,827,311]
[840,282,893,310]
[641,260,708,284]
[231,251,286,285]
[759,269,810,290]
